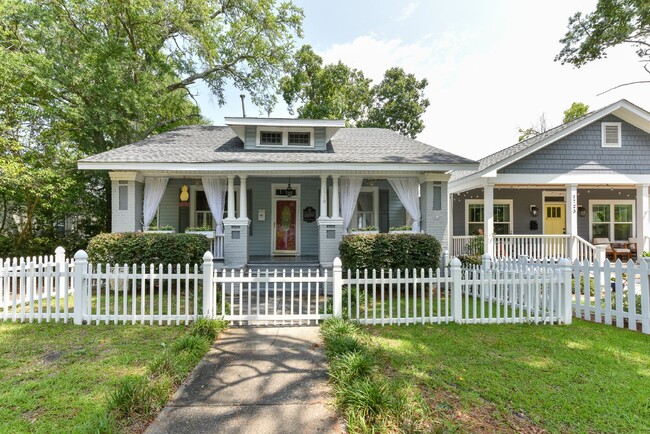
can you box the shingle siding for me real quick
[501,115,650,174]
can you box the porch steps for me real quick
[245,255,321,274]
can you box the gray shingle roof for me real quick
[79,126,475,166]
[449,100,630,182]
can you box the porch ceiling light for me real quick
[285,181,296,198]
[530,205,538,217]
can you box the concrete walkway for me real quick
[145,326,341,434]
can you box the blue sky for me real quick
[194,0,650,160]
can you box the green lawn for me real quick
[0,322,187,433]
[368,319,650,433]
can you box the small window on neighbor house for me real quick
[432,181,442,211]
[260,131,282,146]
[601,122,622,147]
[288,131,311,146]
[118,183,128,210]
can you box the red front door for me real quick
[275,199,297,253]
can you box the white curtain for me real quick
[202,177,227,234]
[388,178,421,232]
[340,177,363,233]
[143,177,169,229]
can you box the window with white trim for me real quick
[256,128,314,148]
[590,201,634,241]
[466,200,512,235]
[352,188,379,229]
[601,122,622,147]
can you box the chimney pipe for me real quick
[240,94,246,118]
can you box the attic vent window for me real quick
[601,122,622,148]
[260,131,282,145]
[288,132,310,146]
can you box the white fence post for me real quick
[595,245,606,264]
[55,246,66,295]
[441,249,449,275]
[481,253,491,272]
[202,251,214,319]
[450,257,463,323]
[73,250,88,325]
[333,257,343,317]
[558,258,573,325]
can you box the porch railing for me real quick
[212,233,224,260]
[452,234,598,262]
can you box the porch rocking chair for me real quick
[593,237,631,261]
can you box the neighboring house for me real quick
[449,99,650,262]
[78,118,476,268]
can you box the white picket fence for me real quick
[0,247,74,323]
[0,248,585,329]
[340,259,570,326]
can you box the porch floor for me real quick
[246,255,321,273]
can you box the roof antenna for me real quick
[240,94,246,118]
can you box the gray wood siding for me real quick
[314,127,326,150]
[501,115,650,174]
[375,180,406,228]
[158,179,184,230]
[244,126,256,149]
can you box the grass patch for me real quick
[368,319,650,433]
[320,317,427,433]
[0,318,227,433]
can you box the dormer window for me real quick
[288,132,310,146]
[601,122,622,147]
[256,128,314,148]
[260,131,282,146]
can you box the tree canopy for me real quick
[556,0,650,89]
[280,45,430,138]
[563,102,590,123]
[0,0,303,254]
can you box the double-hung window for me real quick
[590,201,634,241]
[466,200,512,235]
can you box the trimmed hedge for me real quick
[87,233,210,266]
[339,233,441,271]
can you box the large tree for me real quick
[556,0,650,90]
[280,45,430,138]
[0,0,303,253]
[563,102,590,123]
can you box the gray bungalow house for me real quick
[449,99,650,262]
[78,118,476,268]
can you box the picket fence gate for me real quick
[1,248,576,327]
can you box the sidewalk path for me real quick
[145,326,341,434]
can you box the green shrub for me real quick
[457,254,483,267]
[329,350,375,385]
[339,233,441,271]
[572,276,595,296]
[87,232,210,265]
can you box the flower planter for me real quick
[349,230,379,235]
[389,230,415,234]
[185,230,215,239]
[144,229,174,234]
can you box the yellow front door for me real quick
[544,204,565,234]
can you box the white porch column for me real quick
[566,184,578,260]
[484,183,494,258]
[320,175,328,218]
[239,175,247,220]
[226,175,235,219]
[331,175,340,218]
[637,184,649,253]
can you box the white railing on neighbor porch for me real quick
[212,233,224,260]
[452,235,599,262]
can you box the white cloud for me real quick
[396,2,418,22]
[316,12,650,161]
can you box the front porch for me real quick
[113,171,450,269]
[450,183,650,263]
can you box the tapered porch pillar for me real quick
[223,174,247,269]
[566,184,578,260]
[320,175,328,218]
[637,184,649,253]
[239,175,248,220]
[226,175,235,219]
[484,183,494,258]
[331,175,340,218]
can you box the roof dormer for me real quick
[224,117,344,151]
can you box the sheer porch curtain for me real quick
[143,177,169,229]
[340,177,363,233]
[201,177,227,234]
[388,178,421,232]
